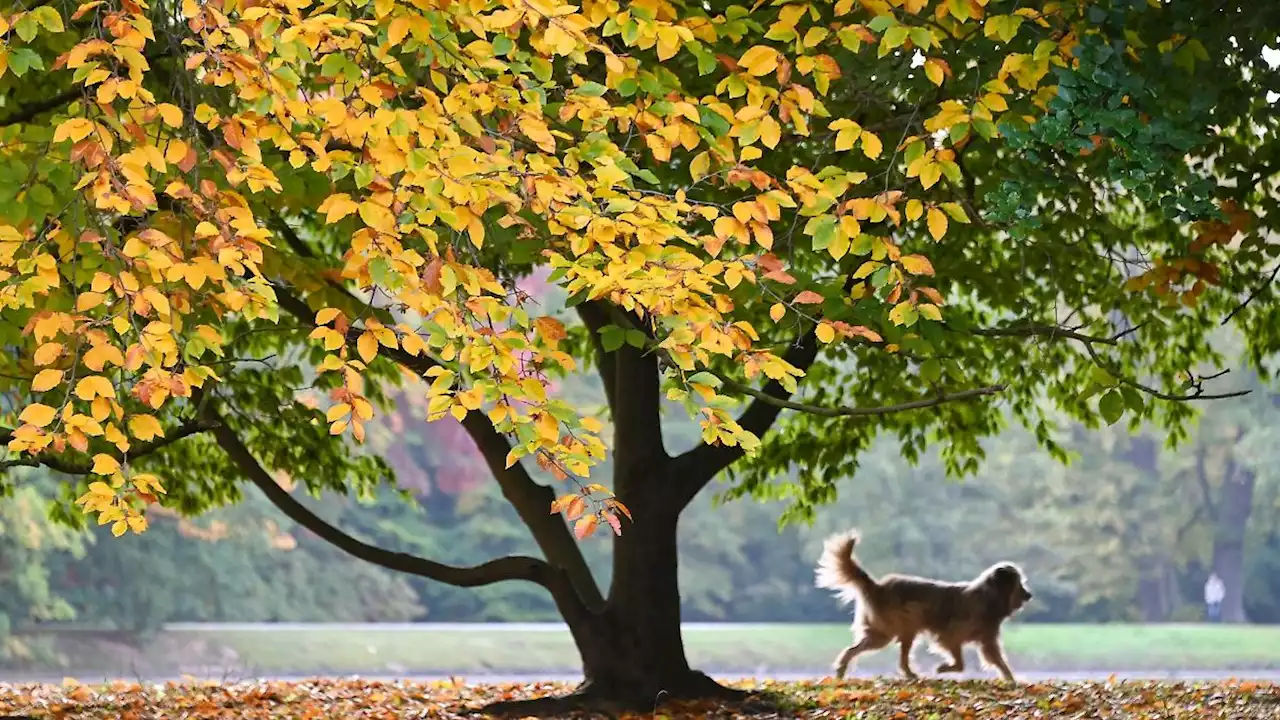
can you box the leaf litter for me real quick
[0,677,1276,718]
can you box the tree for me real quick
[2,0,1280,711]
[0,469,83,664]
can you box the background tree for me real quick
[2,0,1280,711]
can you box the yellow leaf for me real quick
[918,303,943,321]
[53,118,94,144]
[924,58,945,86]
[75,375,114,401]
[816,322,837,344]
[388,16,411,45]
[31,369,64,392]
[738,45,779,76]
[760,116,781,149]
[906,199,924,222]
[111,519,128,537]
[128,414,164,441]
[19,403,57,428]
[77,291,108,311]
[319,194,359,224]
[357,331,378,363]
[900,254,936,276]
[91,453,121,475]
[359,202,396,234]
[84,344,124,371]
[927,207,948,240]
[327,403,352,422]
[770,303,786,322]
[828,232,850,260]
[690,152,711,180]
[156,103,183,127]
[315,307,341,325]
[33,342,64,366]
[860,131,883,159]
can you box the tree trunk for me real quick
[1211,465,1256,624]
[484,482,749,716]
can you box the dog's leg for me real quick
[833,630,890,680]
[978,636,1015,682]
[897,634,919,680]
[935,640,965,674]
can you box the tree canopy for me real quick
[2,0,1280,708]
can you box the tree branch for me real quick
[0,88,81,127]
[1221,261,1280,326]
[717,379,1007,418]
[0,419,218,474]
[208,409,571,593]
[272,286,605,609]
[1080,342,1249,401]
[574,301,618,421]
[671,328,821,505]
[589,301,667,475]
[951,322,1125,345]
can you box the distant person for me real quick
[1204,572,1225,622]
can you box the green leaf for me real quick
[908,27,932,50]
[353,164,375,189]
[883,26,910,50]
[27,183,54,208]
[1120,386,1145,413]
[805,214,839,251]
[32,6,65,33]
[625,329,647,348]
[1098,389,1125,425]
[321,53,346,79]
[15,14,39,42]
[920,358,943,384]
[369,256,394,287]
[867,15,897,32]
[576,81,608,97]
[600,325,625,353]
[8,48,44,77]
[687,371,722,388]
[697,106,732,137]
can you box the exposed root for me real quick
[473,671,776,718]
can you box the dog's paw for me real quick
[935,663,962,674]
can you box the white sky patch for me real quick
[1264,45,1280,103]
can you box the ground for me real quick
[1,678,1278,719]
[21,623,1280,678]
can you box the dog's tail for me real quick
[814,529,878,605]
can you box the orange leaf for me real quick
[574,514,599,539]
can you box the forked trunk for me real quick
[483,500,750,716]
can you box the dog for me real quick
[814,529,1032,682]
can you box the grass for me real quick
[33,623,1280,678]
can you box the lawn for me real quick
[1,677,1277,718]
[38,623,1280,678]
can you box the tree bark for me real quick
[1211,463,1256,624]
[485,476,751,716]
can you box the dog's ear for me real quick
[988,563,1030,614]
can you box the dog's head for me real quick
[982,562,1033,617]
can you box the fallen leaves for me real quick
[0,677,1275,719]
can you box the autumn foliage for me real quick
[1,677,1278,719]
[0,0,1272,554]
